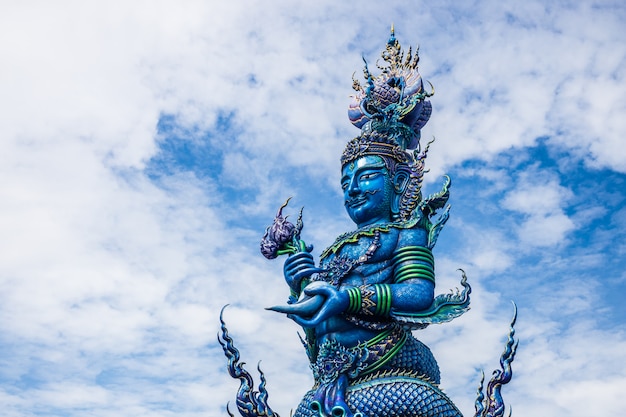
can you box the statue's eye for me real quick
[361,172,378,181]
[341,182,349,191]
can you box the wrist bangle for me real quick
[346,287,362,314]
[346,284,392,317]
[373,284,392,317]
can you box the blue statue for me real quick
[219,28,517,417]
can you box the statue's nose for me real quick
[348,179,360,196]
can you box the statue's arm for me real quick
[284,230,436,327]
[286,234,469,329]
[387,241,436,312]
[341,279,434,318]
[286,278,434,328]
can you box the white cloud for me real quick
[502,169,575,246]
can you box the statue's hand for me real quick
[288,282,349,328]
[283,250,323,293]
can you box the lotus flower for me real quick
[260,198,307,259]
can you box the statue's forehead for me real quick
[342,155,386,176]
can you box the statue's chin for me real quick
[346,205,392,228]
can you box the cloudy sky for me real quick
[1,1,625,416]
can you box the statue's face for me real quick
[341,155,394,227]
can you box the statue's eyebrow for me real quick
[341,161,386,184]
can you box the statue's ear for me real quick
[393,170,410,194]
[391,170,410,220]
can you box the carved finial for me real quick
[473,302,519,417]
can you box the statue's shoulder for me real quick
[396,223,428,249]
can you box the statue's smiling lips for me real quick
[345,196,367,208]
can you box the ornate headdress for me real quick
[342,28,437,221]
[342,26,434,167]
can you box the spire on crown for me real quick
[347,26,434,153]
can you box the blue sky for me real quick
[0,1,624,416]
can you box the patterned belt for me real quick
[312,326,408,386]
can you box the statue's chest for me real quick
[318,230,397,286]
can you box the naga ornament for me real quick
[219,28,518,417]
